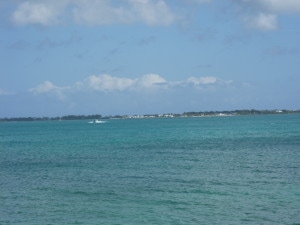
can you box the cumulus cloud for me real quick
[187,1,300,31]
[128,0,175,25]
[29,74,232,100]
[84,74,135,92]
[12,1,68,25]
[186,76,217,85]
[232,0,300,30]
[77,73,167,92]
[136,74,167,88]
[29,81,69,100]
[182,76,233,90]
[11,0,176,26]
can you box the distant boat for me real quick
[88,119,106,124]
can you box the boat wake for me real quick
[88,119,107,124]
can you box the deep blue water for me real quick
[1,114,300,224]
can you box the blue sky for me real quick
[1,0,300,117]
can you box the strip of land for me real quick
[1,109,299,122]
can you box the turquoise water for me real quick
[1,114,300,224]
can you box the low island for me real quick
[1,109,299,122]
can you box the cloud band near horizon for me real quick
[28,74,233,99]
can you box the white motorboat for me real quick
[88,119,106,124]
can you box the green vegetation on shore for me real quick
[1,109,300,122]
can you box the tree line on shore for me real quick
[0,114,103,122]
[1,109,299,122]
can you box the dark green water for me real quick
[1,115,299,224]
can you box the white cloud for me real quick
[79,73,167,92]
[247,13,277,30]
[29,81,57,94]
[186,76,217,85]
[84,74,135,92]
[190,0,300,31]
[73,0,176,26]
[71,0,133,25]
[11,0,176,26]
[30,74,231,99]
[12,1,67,25]
[129,0,175,25]
[29,81,69,100]
[136,74,167,88]
[183,76,233,90]
[232,0,300,30]
[8,0,300,30]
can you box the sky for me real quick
[1,0,300,117]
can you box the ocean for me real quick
[1,114,299,224]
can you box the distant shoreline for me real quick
[1,109,300,122]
